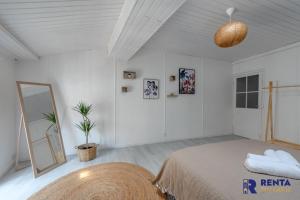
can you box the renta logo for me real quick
[261,179,291,186]
[243,178,291,194]
[243,179,257,194]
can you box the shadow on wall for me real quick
[94,102,104,147]
[94,100,114,149]
[51,80,114,153]
[51,80,77,155]
[17,107,30,162]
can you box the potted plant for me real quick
[73,102,96,162]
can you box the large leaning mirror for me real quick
[16,81,66,178]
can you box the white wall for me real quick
[0,59,16,178]
[16,50,115,157]
[15,49,233,156]
[233,43,300,144]
[164,53,203,141]
[202,58,233,137]
[116,50,165,146]
[116,49,233,147]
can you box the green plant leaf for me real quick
[73,102,95,144]
[43,112,57,133]
[43,112,56,125]
[73,102,92,118]
[74,119,95,136]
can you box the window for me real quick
[236,74,259,109]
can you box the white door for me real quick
[233,72,264,140]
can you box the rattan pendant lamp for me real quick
[214,7,248,48]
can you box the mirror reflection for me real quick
[17,82,66,177]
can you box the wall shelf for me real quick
[121,86,128,93]
[167,93,178,97]
[123,71,136,79]
[169,75,176,81]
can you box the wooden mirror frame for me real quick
[16,81,66,178]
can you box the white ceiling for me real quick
[144,0,300,62]
[0,0,124,59]
[1,0,300,62]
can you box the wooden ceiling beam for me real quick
[0,23,39,60]
[107,0,187,60]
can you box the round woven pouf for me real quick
[29,162,165,200]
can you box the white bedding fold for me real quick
[247,153,280,162]
[264,149,278,158]
[276,150,300,166]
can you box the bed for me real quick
[154,139,300,200]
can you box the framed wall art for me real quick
[179,68,195,94]
[143,79,159,99]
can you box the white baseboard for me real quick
[113,133,235,149]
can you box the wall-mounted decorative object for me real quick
[143,79,159,99]
[123,71,136,79]
[121,86,128,93]
[169,75,176,81]
[179,68,195,94]
[167,92,178,97]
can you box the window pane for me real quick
[236,93,246,108]
[236,77,246,92]
[247,92,259,109]
[247,75,259,92]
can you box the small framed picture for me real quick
[179,68,195,94]
[143,79,159,99]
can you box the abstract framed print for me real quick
[179,68,195,94]
[143,79,159,99]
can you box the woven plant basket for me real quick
[77,143,97,162]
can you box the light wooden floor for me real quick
[0,135,243,199]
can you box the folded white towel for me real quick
[245,149,300,179]
[244,158,300,179]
